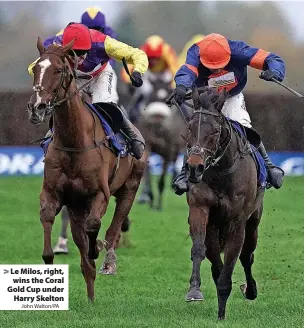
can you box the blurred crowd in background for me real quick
[0,1,303,94]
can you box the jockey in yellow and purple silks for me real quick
[121,35,179,121]
[43,7,118,102]
[28,23,148,160]
[170,33,285,194]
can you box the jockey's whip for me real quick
[122,57,135,84]
[271,78,303,99]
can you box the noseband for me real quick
[187,109,232,170]
[30,51,94,112]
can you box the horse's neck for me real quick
[217,119,241,169]
[53,92,93,148]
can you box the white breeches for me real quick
[76,62,119,104]
[221,92,252,128]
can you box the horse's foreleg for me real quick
[156,160,169,210]
[100,165,143,275]
[40,189,61,264]
[217,221,246,320]
[85,193,107,260]
[68,208,95,302]
[205,224,223,286]
[239,213,260,300]
[185,205,209,302]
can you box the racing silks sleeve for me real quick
[104,36,148,75]
[229,40,285,81]
[174,44,200,88]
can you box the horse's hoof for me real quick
[185,288,204,302]
[240,282,257,300]
[98,263,117,275]
[218,315,225,321]
[240,283,247,297]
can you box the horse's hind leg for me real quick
[68,208,96,302]
[40,189,61,264]
[138,161,154,207]
[156,160,169,210]
[185,205,209,302]
[119,215,132,248]
[85,193,107,260]
[239,210,261,300]
[216,221,246,320]
[100,162,144,275]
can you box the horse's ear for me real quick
[37,37,45,55]
[62,39,75,54]
[192,87,201,110]
[215,89,228,112]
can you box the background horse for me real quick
[27,39,146,301]
[126,77,192,210]
[184,87,265,320]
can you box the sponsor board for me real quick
[0,147,303,176]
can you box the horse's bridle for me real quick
[187,109,232,171]
[30,51,107,153]
[30,51,94,113]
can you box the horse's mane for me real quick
[191,87,229,117]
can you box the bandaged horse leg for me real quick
[53,206,69,254]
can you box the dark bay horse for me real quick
[27,39,146,301]
[183,87,265,320]
[132,77,192,210]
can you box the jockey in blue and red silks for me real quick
[169,33,285,195]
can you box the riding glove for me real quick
[172,85,187,105]
[131,71,143,87]
[259,70,280,82]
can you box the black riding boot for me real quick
[94,102,145,160]
[258,142,284,189]
[121,114,145,160]
[172,152,189,195]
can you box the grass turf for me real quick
[0,176,303,327]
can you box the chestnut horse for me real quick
[27,39,146,301]
[183,87,265,320]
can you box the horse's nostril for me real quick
[37,103,47,112]
[198,164,205,174]
[27,103,34,111]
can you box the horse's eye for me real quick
[55,68,62,74]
